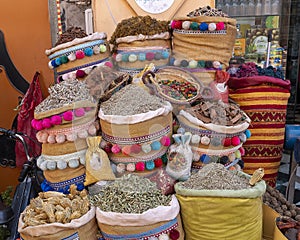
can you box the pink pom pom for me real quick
[35,120,44,131]
[231,136,241,146]
[222,138,231,147]
[171,20,182,29]
[239,147,246,156]
[216,22,225,30]
[62,111,73,121]
[47,134,56,144]
[31,119,39,129]
[130,144,141,154]
[74,108,85,117]
[42,118,52,129]
[122,146,131,156]
[85,107,92,112]
[104,61,113,68]
[76,70,86,78]
[160,136,171,146]
[56,134,66,144]
[50,115,62,125]
[111,144,121,154]
[88,124,97,135]
[66,133,77,142]
[146,52,155,61]
[135,162,145,171]
[75,50,85,59]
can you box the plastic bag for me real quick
[166,132,193,181]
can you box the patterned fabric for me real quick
[229,83,290,187]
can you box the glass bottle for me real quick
[231,0,238,16]
[248,0,255,16]
[223,0,231,16]
[239,0,246,16]
[216,0,224,11]
[262,0,272,15]
[271,0,281,15]
[255,0,262,16]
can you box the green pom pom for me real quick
[190,22,199,30]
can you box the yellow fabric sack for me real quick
[175,172,266,240]
[84,136,115,186]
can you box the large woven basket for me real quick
[228,76,291,187]
[172,16,236,68]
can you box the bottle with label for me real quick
[248,0,255,16]
[255,0,262,16]
[262,0,272,15]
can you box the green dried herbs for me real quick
[109,16,170,46]
[89,175,172,214]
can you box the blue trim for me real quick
[62,232,80,240]
[101,218,178,240]
[49,39,106,59]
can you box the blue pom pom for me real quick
[77,183,85,191]
[200,154,211,164]
[199,22,208,31]
[162,51,170,59]
[122,53,129,62]
[177,127,185,134]
[154,52,162,60]
[169,57,175,65]
[51,59,59,68]
[55,58,62,66]
[161,154,168,164]
[146,161,155,170]
[138,53,146,61]
[245,129,251,139]
[151,141,161,151]
[84,47,94,56]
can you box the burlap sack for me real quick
[19,207,97,240]
[84,136,115,186]
[172,16,237,67]
[96,195,184,240]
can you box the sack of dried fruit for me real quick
[98,84,173,176]
[45,27,112,82]
[176,99,251,171]
[90,175,184,240]
[175,163,266,240]
[110,16,171,76]
[18,186,98,240]
[169,6,236,84]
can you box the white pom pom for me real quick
[48,61,54,69]
[47,161,57,170]
[66,132,77,142]
[208,22,217,31]
[93,45,100,54]
[47,134,56,144]
[88,124,97,135]
[79,156,86,165]
[57,160,67,170]
[56,134,66,144]
[39,160,48,171]
[78,130,88,139]
[68,52,76,61]
[36,156,45,168]
[158,233,170,240]
[182,21,191,30]
[191,134,201,144]
[68,159,79,168]
[115,53,122,62]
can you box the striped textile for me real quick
[229,83,290,187]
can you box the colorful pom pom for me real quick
[228,153,236,162]
[138,53,146,61]
[104,61,113,68]
[56,134,66,144]
[93,45,101,54]
[190,22,199,30]
[76,69,86,78]
[154,158,163,168]
[161,51,169,59]
[78,130,88,139]
[208,23,217,31]
[171,20,182,29]
[122,54,129,62]
[222,138,231,147]
[141,143,152,153]
[199,22,208,31]
[42,118,52,129]
[75,50,85,59]
[66,132,77,142]
[231,136,241,146]
[173,59,181,66]
[103,143,113,154]
[160,136,171,146]
[128,54,138,62]
[60,55,69,64]
[34,120,44,131]
[145,160,155,170]
[213,61,221,69]
[151,141,161,151]
[116,163,126,173]
[245,129,251,138]
[235,149,242,159]
[177,127,185,134]
[111,144,121,154]
[115,53,122,62]
[55,58,62,66]
[154,52,162,60]
[51,59,59,68]
[130,144,141,154]
[50,115,62,125]
[47,134,56,144]
[182,21,191,30]
[135,162,145,171]
[191,135,201,144]
[74,108,85,117]
[169,229,180,240]
[88,124,97,135]
[68,53,76,61]
[122,145,131,155]
[126,163,136,172]
[239,133,247,143]
[198,60,206,68]
[201,136,210,145]
[146,52,155,61]
[62,110,73,121]
[84,47,93,56]
[189,60,198,68]
[239,146,246,156]
[181,60,189,67]
[216,22,225,30]
[200,154,210,163]
[205,61,213,68]
[99,44,107,53]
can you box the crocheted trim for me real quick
[191,143,243,156]
[169,58,222,70]
[36,119,98,144]
[41,174,85,194]
[37,149,87,170]
[101,218,178,240]
[173,29,227,35]
[171,20,226,32]
[115,32,170,44]
[102,125,171,145]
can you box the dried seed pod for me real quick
[249,168,264,186]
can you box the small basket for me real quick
[142,66,213,106]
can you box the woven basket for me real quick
[172,16,236,68]
[228,76,291,187]
[113,34,171,75]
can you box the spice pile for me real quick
[21,185,90,227]
[180,163,250,190]
[187,5,229,17]
[89,175,172,214]
[109,16,169,46]
[55,27,87,46]
[187,100,248,126]
[34,79,95,113]
[100,84,166,115]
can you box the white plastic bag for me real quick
[166,132,193,181]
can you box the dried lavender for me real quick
[181,163,250,190]
[89,175,172,214]
[100,84,166,116]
